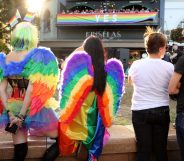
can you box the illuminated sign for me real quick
[57,12,157,25]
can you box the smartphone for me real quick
[5,123,18,134]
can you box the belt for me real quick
[133,106,169,113]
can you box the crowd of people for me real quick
[0,22,124,161]
[61,7,158,14]
[0,22,184,161]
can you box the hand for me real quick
[177,82,181,89]
[9,116,22,128]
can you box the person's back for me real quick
[169,54,184,161]
[130,58,173,110]
[58,36,125,160]
[0,22,60,161]
[128,26,174,161]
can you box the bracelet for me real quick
[15,114,25,121]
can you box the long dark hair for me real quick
[83,36,106,96]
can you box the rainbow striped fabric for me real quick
[22,47,59,116]
[59,51,94,123]
[58,51,124,160]
[8,15,18,28]
[23,12,35,22]
[57,12,157,25]
[0,47,59,116]
[97,58,125,127]
[16,9,21,19]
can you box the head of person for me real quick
[172,44,178,51]
[10,22,38,52]
[144,26,167,57]
[82,36,106,96]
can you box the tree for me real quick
[0,0,15,53]
[0,0,42,53]
[170,28,184,43]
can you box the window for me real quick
[43,9,51,33]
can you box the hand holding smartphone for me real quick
[5,123,18,134]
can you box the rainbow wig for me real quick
[10,22,38,51]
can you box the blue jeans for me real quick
[132,106,170,161]
[176,112,184,161]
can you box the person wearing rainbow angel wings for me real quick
[58,36,125,160]
[0,22,60,161]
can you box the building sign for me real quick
[57,12,157,25]
[86,31,122,40]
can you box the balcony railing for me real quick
[56,12,158,26]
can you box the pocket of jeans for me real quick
[159,111,170,124]
[132,111,146,125]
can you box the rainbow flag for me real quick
[23,12,35,22]
[16,9,21,19]
[8,15,18,28]
[57,12,157,25]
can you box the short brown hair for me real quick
[144,26,167,54]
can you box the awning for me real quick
[39,39,144,48]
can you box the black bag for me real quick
[5,123,18,134]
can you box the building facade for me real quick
[39,0,164,69]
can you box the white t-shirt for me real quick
[129,58,174,111]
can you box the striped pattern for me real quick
[57,12,157,25]
[58,52,124,158]
[59,51,94,123]
[8,16,18,28]
[1,47,59,117]
[16,9,21,19]
[22,48,59,116]
[98,58,125,127]
[23,12,35,22]
[0,53,6,83]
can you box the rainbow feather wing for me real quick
[98,58,125,127]
[59,51,94,123]
[0,53,6,83]
[22,47,59,116]
[0,53,6,114]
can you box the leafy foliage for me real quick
[170,28,184,43]
[0,0,14,53]
[0,0,28,53]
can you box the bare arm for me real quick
[10,82,33,127]
[128,75,133,85]
[20,82,33,116]
[168,72,182,94]
[0,79,8,110]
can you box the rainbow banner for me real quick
[16,9,21,19]
[23,12,35,22]
[57,12,157,25]
[9,15,18,28]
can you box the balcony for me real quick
[56,12,159,27]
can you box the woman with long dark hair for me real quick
[58,36,125,160]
